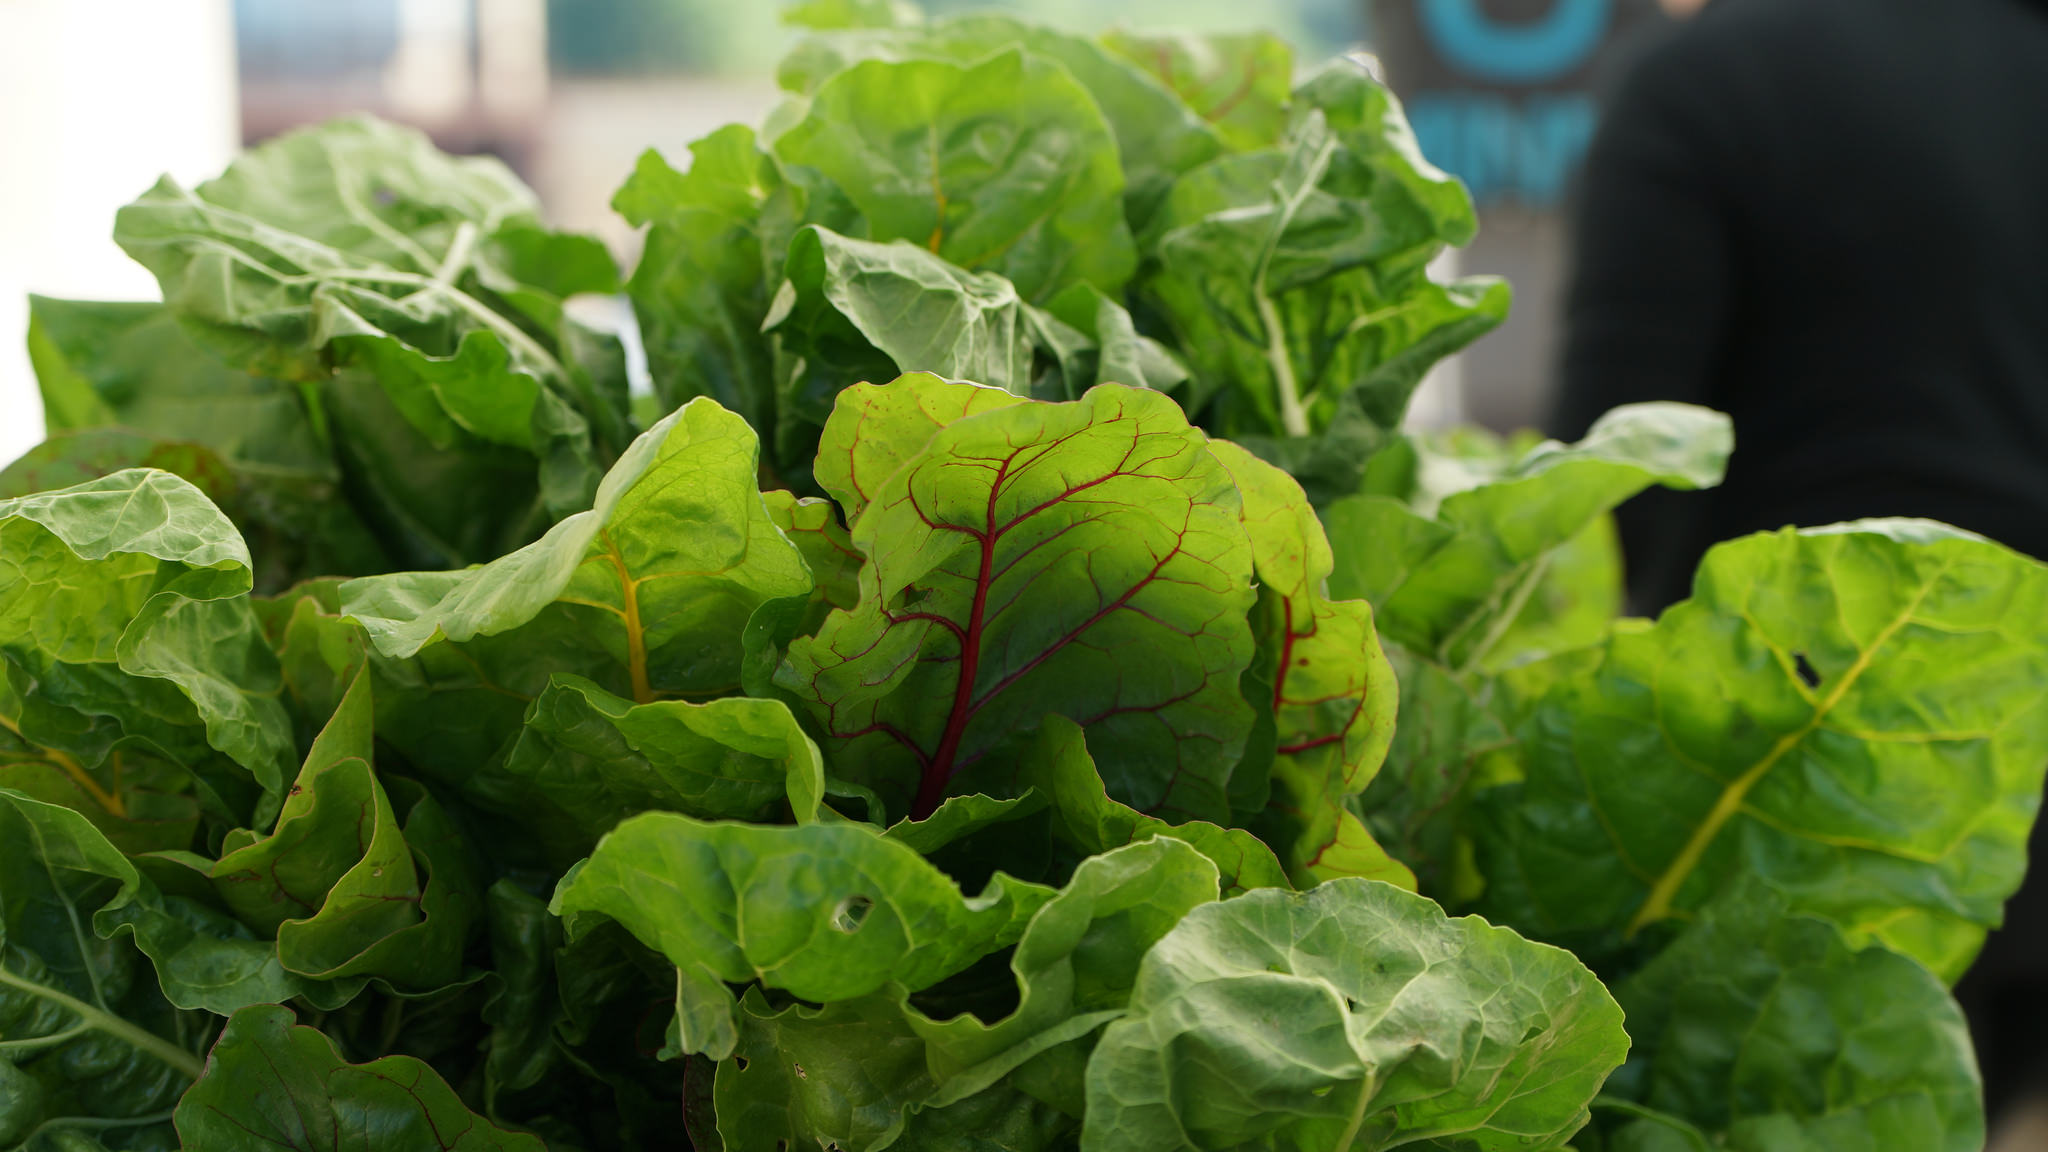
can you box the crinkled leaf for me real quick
[1325,403,1731,673]
[0,469,293,827]
[1482,520,2048,981]
[1600,884,1982,1152]
[475,673,827,867]
[1139,67,1507,498]
[764,226,1047,482]
[1208,440,1409,889]
[779,379,1256,822]
[114,117,623,553]
[551,811,1054,1005]
[770,50,1134,303]
[1081,878,1628,1151]
[1037,282,1189,396]
[0,790,207,1149]
[172,1003,545,1151]
[339,399,812,782]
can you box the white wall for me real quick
[0,0,239,466]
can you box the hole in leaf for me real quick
[833,894,874,933]
[371,184,398,208]
[735,1056,750,1071]
[1793,651,1821,689]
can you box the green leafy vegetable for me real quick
[0,7,2039,1149]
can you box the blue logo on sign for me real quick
[1420,0,1613,83]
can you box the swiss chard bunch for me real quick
[3,5,2046,1152]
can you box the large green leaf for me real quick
[1081,878,1628,1151]
[0,790,208,1150]
[614,127,783,431]
[0,469,294,828]
[1482,520,2048,981]
[339,399,812,783]
[711,838,1219,1151]
[474,673,828,867]
[550,812,1056,1046]
[1324,403,1731,674]
[778,378,1256,822]
[778,13,1224,228]
[1599,885,1982,1152]
[770,49,1135,304]
[1207,440,1410,889]
[172,1003,545,1151]
[24,297,389,588]
[114,117,625,564]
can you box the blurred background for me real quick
[0,0,1671,466]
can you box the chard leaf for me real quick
[1601,885,1982,1151]
[114,117,624,560]
[1208,440,1410,889]
[476,673,828,867]
[206,670,477,991]
[615,128,783,430]
[1100,29,1294,153]
[339,399,812,782]
[770,50,1135,303]
[1138,65,1507,498]
[764,227,1044,480]
[812,372,1027,523]
[1324,403,1731,674]
[778,13,1223,227]
[779,379,1256,822]
[0,469,293,828]
[0,789,208,1148]
[550,812,1055,1007]
[711,838,1220,1150]
[1022,716,1289,896]
[24,297,390,587]
[1037,282,1189,396]
[172,1003,545,1151]
[1483,520,2048,981]
[1081,878,1628,1151]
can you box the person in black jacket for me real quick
[1549,0,2048,1133]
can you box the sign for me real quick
[1373,0,1662,207]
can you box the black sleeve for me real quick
[1551,30,1738,612]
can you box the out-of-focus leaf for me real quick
[778,378,1256,822]
[551,812,1054,1011]
[172,1003,545,1151]
[114,117,625,564]
[0,789,208,1149]
[1036,283,1188,396]
[771,50,1134,304]
[1324,403,1731,674]
[474,673,827,867]
[1099,29,1293,153]
[615,129,784,431]
[1208,440,1409,889]
[1482,520,2048,981]
[0,469,293,828]
[779,14,1223,228]
[1081,878,1628,1151]
[1599,884,1982,1152]
[339,399,812,784]
[784,0,926,31]
[24,297,390,588]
